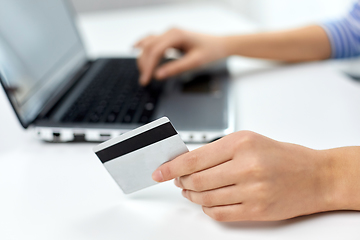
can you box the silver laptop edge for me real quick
[33,78,236,143]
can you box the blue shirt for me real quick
[322,1,360,59]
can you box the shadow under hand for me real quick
[124,181,183,204]
[219,210,360,230]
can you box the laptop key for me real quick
[90,114,100,123]
[106,113,117,123]
[123,114,132,123]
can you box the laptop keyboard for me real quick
[61,59,164,124]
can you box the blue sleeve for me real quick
[321,1,360,59]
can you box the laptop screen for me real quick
[0,0,87,127]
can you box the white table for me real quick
[1,2,360,239]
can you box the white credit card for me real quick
[93,117,189,194]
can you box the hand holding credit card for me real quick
[93,117,188,194]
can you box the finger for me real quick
[134,35,156,48]
[175,159,236,191]
[137,36,162,85]
[139,34,183,85]
[138,50,155,86]
[203,204,247,222]
[152,136,234,182]
[154,50,205,80]
[136,36,159,82]
[182,185,242,207]
[137,51,151,86]
[136,36,155,61]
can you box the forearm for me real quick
[323,147,360,211]
[222,25,332,62]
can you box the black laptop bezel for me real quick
[0,74,28,128]
[0,0,90,129]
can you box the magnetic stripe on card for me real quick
[95,122,177,163]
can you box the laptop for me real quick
[0,0,235,143]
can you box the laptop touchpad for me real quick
[156,73,229,131]
[182,74,213,93]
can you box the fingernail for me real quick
[152,170,163,182]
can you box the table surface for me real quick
[1,2,360,239]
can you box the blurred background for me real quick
[71,0,355,29]
[70,0,360,76]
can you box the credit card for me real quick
[93,117,188,194]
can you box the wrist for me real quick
[314,149,339,212]
[319,147,360,211]
[220,35,260,58]
[220,35,240,58]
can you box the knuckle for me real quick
[237,131,259,148]
[250,190,271,217]
[201,192,214,206]
[148,47,160,60]
[184,153,200,173]
[192,54,205,67]
[189,174,204,191]
[240,159,264,179]
[142,40,154,51]
[248,162,264,178]
[252,204,266,215]
[251,204,270,220]
[167,28,186,41]
[254,182,268,196]
[242,165,265,182]
[168,27,182,34]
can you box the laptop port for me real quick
[52,132,61,142]
[100,133,111,137]
[73,133,85,142]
